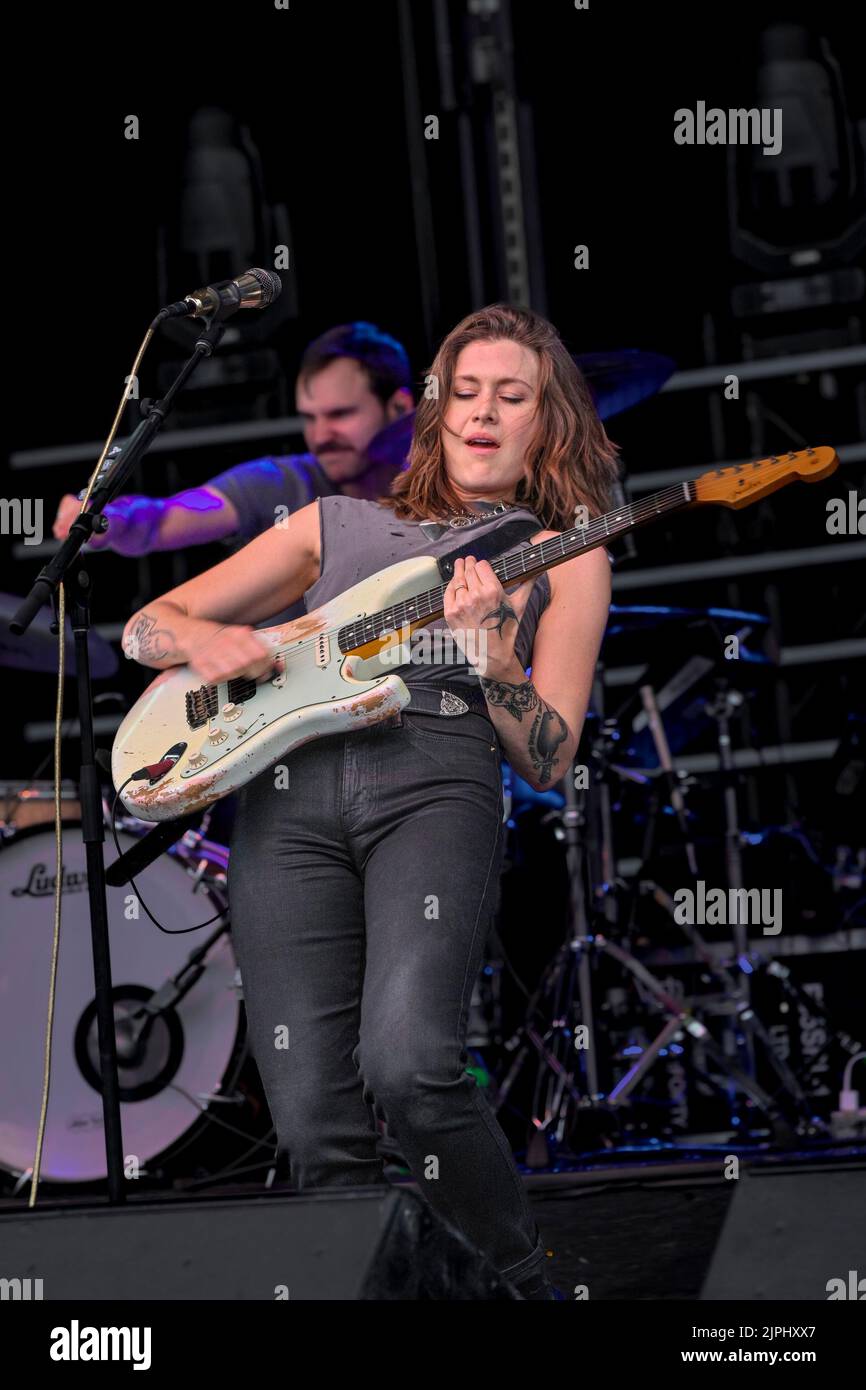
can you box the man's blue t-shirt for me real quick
[210,453,337,543]
[208,454,338,624]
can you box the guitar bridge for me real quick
[186,677,258,730]
[185,685,217,730]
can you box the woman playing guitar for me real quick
[122,304,618,1298]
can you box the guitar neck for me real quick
[338,480,694,653]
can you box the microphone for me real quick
[157,268,282,322]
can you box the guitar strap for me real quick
[397,515,545,722]
[434,516,542,582]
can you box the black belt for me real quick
[374,681,496,740]
[403,680,490,719]
[398,684,497,744]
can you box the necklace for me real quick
[443,498,518,529]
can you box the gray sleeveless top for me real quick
[303,495,552,694]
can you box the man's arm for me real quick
[53,485,240,555]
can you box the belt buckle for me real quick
[439,690,469,717]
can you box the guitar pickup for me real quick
[314,633,330,669]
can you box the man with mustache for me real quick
[52,322,414,612]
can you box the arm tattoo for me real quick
[479,675,569,785]
[527,704,570,786]
[480,601,518,639]
[123,610,176,663]
[479,676,539,720]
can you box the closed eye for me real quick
[453,392,525,403]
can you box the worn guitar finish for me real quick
[112,447,838,821]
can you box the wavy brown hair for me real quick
[379,304,620,531]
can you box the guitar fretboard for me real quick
[337,480,694,653]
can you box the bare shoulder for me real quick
[286,498,322,566]
[526,530,610,735]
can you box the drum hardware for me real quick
[606,610,773,776]
[638,684,699,877]
[0,779,82,832]
[634,879,820,1122]
[115,919,233,1057]
[745,953,865,1098]
[0,591,118,679]
[2,695,126,837]
[832,845,866,893]
[702,679,758,1086]
[641,707,828,1128]
[488,616,834,1158]
[185,855,220,895]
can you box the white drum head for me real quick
[0,825,240,1182]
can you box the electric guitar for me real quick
[112,446,839,822]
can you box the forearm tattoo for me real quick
[480,600,518,640]
[123,610,176,663]
[480,676,538,720]
[479,676,569,785]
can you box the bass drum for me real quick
[0,822,262,1185]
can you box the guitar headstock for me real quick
[694,446,839,509]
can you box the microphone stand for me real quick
[10,318,227,1204]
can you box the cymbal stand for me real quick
[490,671,819,1157]
[613,679,822,1133]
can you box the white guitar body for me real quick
[112,554,442,822]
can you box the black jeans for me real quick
[227,703,546,1286]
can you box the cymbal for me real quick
[572,350,677,419]
[607,604,770,636]
[0,595,118,678]
[363,411,415,472]
[363,346,676,477]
